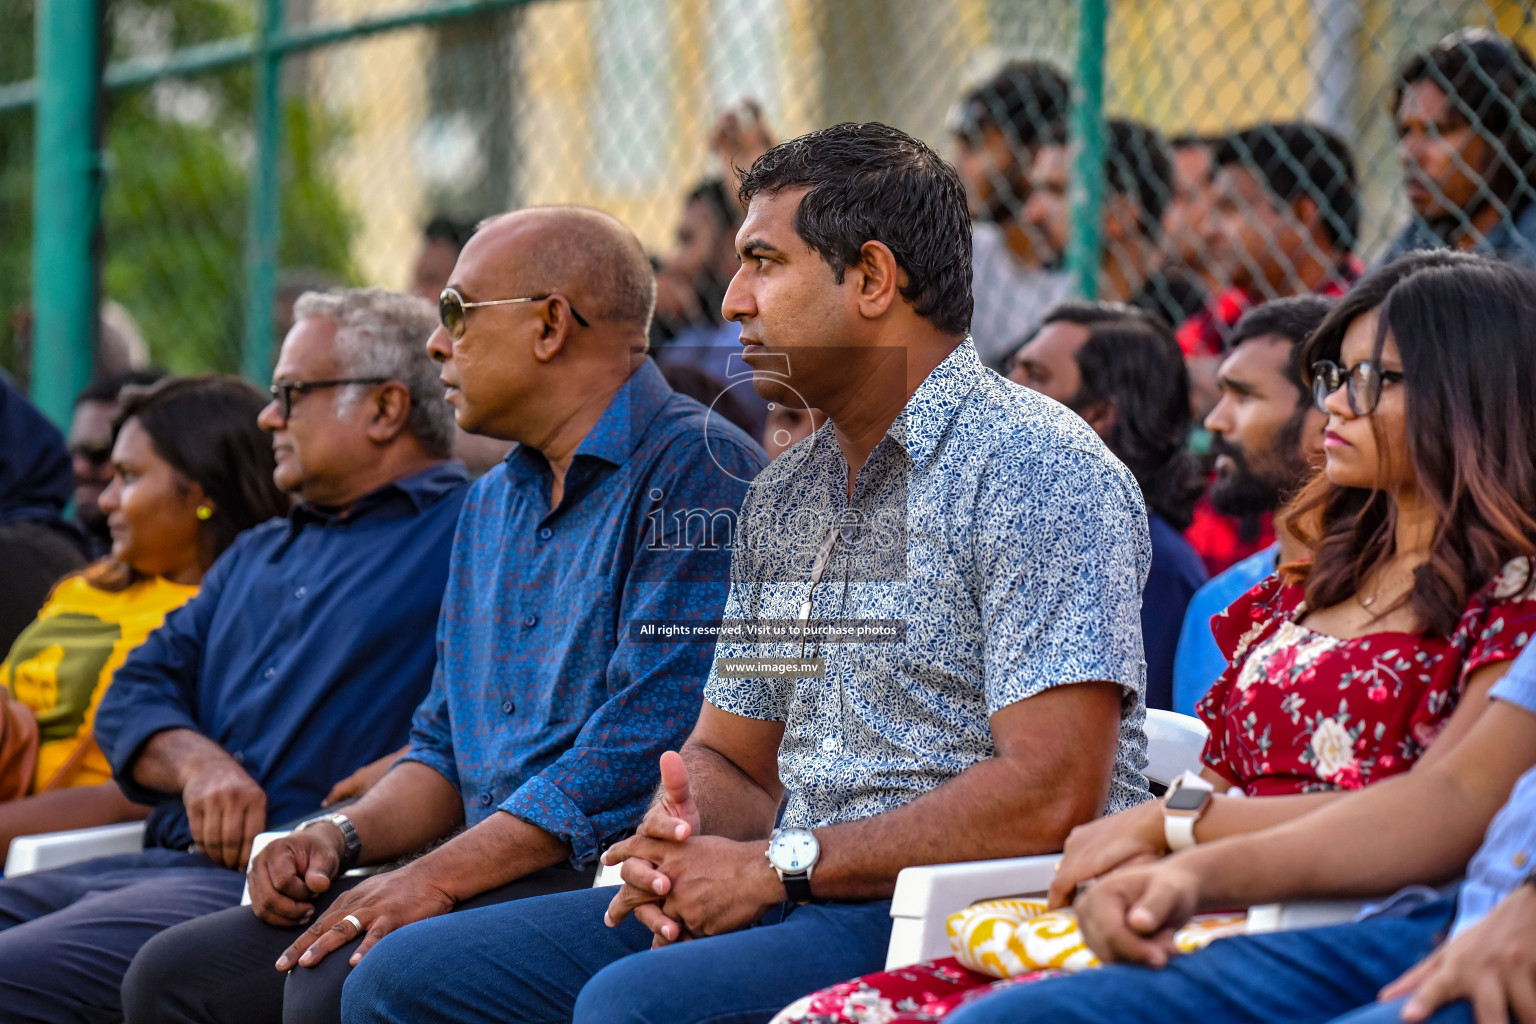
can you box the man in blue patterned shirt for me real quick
[123,207,764,1024]
[339,123,1152,1024]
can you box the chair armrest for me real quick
[4,821,148,877]
[1246,900,1371,933]
[886,855,1059,970]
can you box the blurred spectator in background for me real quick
[0,376,287,852]
[1179,122,1361,368]
[761,400,824,460]
[0,373,88,653]
[951,61,1075,367]
[1025,119,1208,332]
[1382,28,1536,268]
[1009,302,1207,711]
[659,363,762,440]
[1163,134,1225,293]
[5,302,151,393]
[410,216,476,302]
[651,178,769,438]
[70,370,167,556]
[1172,295,1332,715]
[1178,122,1359,578]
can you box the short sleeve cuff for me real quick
[703,675,790,721]
[500,774,601,867]
[1491,644,1536,716]
[986,664,1140,717]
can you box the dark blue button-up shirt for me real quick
[97,463,470,849]
[404,359,764,866]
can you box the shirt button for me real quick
[1515,851,1530,869]
[293,586,307,600]
[263,667,276,680]
[479,792,493,807]
[538,527,553,540]
[821,736,838,753]
[502,700,515,714]
[522,614,538,628]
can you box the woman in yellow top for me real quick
[0,376,288,852]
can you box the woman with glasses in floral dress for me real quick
[776,252,1536,1024]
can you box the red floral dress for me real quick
[772,557,1536,1024]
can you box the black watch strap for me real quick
[782,873,815,904]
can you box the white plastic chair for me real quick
[4,820,147,876]
[883,708,1210,968]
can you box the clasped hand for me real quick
[601,751,783,946]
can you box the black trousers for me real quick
[121,862,596,1024]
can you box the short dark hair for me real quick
[1394,28,1536,214]
[76,369,167,407]
[423,215,475,252]
[1039,301,1204,529]
[1227,294,1336,392]
[738,122,973,335]
[1214,122,1359,251]
[1104,119,1174,239]
[951,61,1072,154]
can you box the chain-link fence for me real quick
[7,0,1536,402]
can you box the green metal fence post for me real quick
[30,0,101,426]
[1066,0,1106,301]
[242,0,285,382]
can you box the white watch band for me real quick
[1162,770,1215,853]
[1164,811,1199,852]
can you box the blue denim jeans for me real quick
[943,896,1458,1024]
[0,848,245,1023]
[341,883,895,1024]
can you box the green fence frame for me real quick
[14,0,1109,424]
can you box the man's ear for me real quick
[1079,398,1118,442]
[1292,196,1322,235]
[1102,195,1137,243]
[530,297,580,363]
[365,382,413,444]
[852,240,903,320]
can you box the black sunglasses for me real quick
[268,378,391,422]
[438,286,590,341]
[1311,359,1405,417]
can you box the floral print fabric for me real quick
[772,557,1536,1024]
[1197,557,1536,795]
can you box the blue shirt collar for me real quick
[886,336,985,470]
[290,460,468,529]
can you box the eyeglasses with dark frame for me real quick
[268,378,391,422]
[1310,359,1406,417]
[438,286,591,341]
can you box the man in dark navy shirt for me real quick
[0,289,468,1024]
[122,208,763,1024]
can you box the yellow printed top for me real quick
[1,574,198,792]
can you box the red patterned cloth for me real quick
[1197,557,1536,793]
[772,959,1063,1024]
[773,557,1536,1024]
[1184,498,1275,577]
[1175,258,1365,358]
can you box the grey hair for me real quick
[292,288,454,457]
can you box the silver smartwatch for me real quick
[297,812,361,870]
[1162,771,1215,852]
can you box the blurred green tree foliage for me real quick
[0,0,356,381]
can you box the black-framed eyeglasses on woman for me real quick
[268,378,391,422]
[1310,359,1405,417]
[438,286,590,341]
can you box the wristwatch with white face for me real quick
[1162,771,1215,852]
[766,826,820,904]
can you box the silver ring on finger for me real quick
[342,913,363,934]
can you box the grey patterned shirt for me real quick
[704,337,1153,829]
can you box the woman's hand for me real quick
[1048,799,1168,908]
